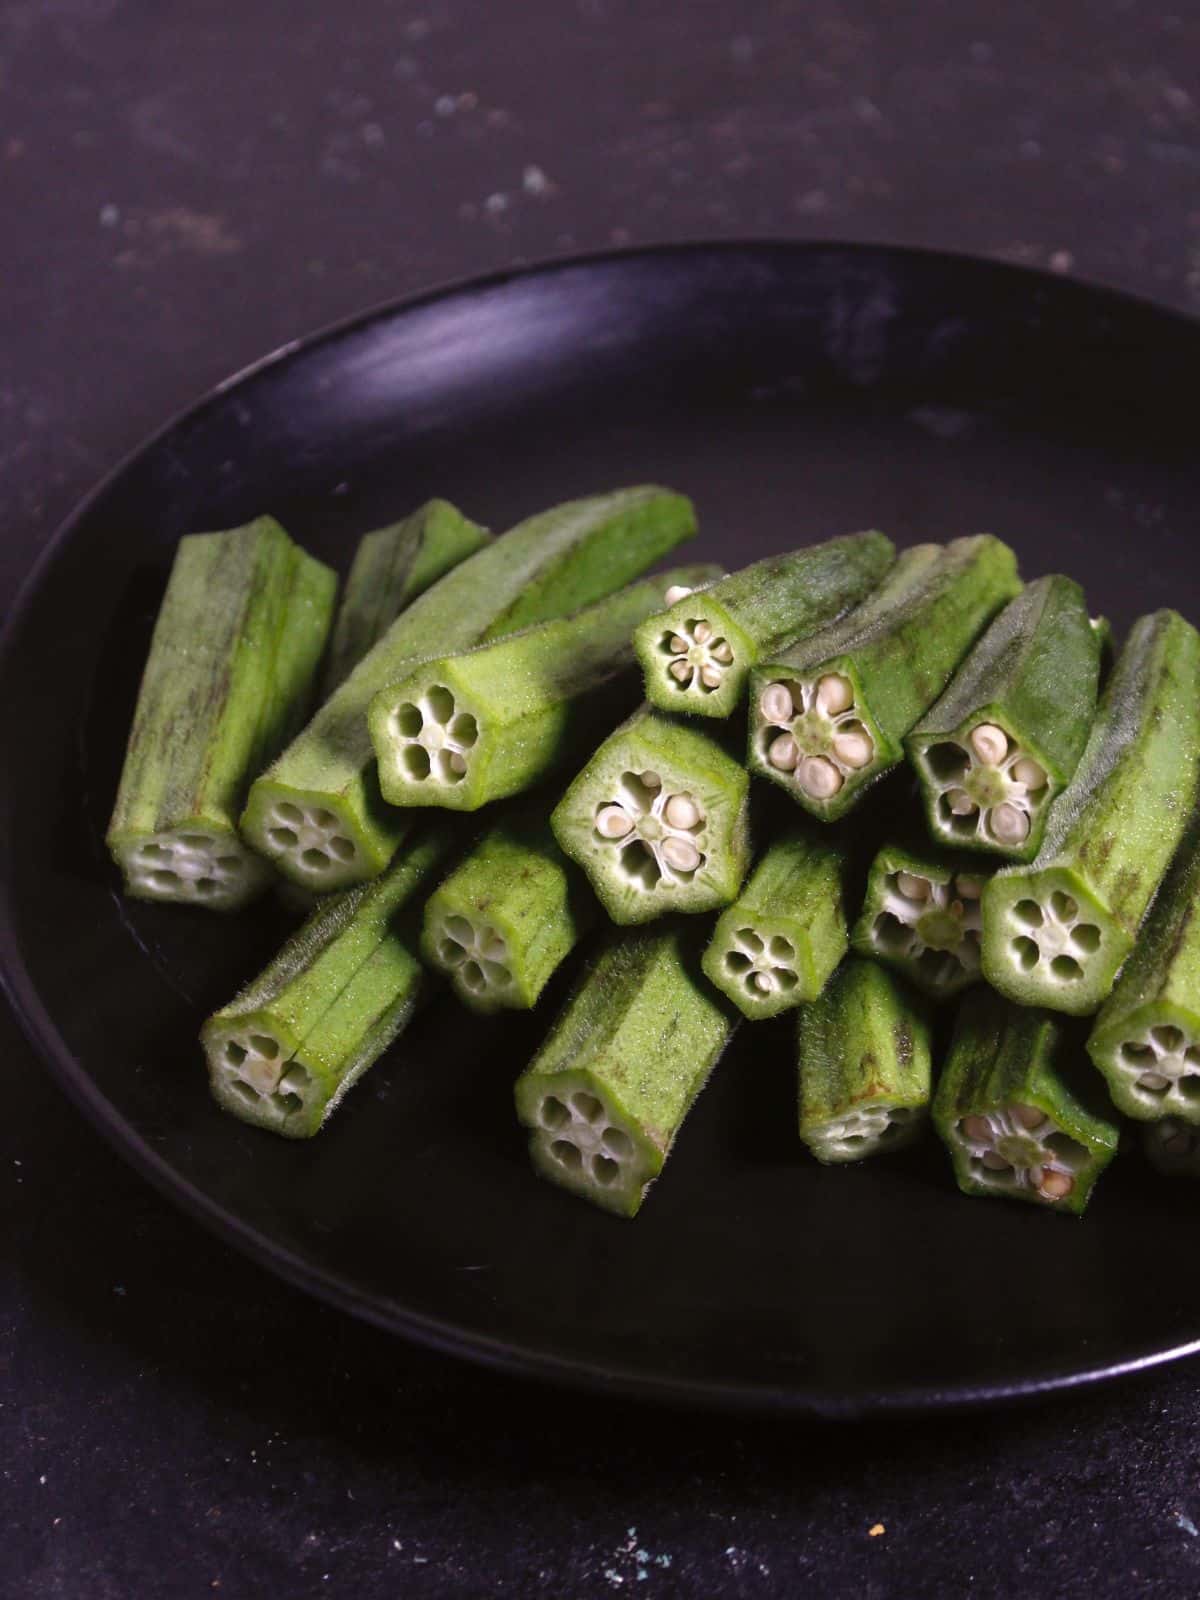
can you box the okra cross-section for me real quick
[107,516,336,911]
[701,829,851,1019]
[983,610,1200,1015]
[906,576,1102,860]
[421,817,596,1012]
[241,487,697,891]
[632,531,895,718]
[370,563,720,811]
[747,537,1020,820]
[1088,816,1200,1121]
[797,957,932,1163]
[513,924,738,1216]
[551,706,751,924]
[203,826,456,1136]
[934,989,1119,1214]
[851,842,989,1001]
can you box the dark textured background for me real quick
[5,3,1200,1596]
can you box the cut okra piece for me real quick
[934,989,1119,1214]
[983,610,1200,1016]
[203,826,456,1136]
[748,536,1021,820]
[851,842,990,1001]
[906,575,1103,861]
[701,829,851,1019]
[242,487,697,891]
[797,957,932,1163]
[370,562,721,811]
[514,924,738,1216]
[107,517,336,911]
[321,499,492,692]
[633,531,895,719]
[1088,816,1200,1121]
[1144,1119,1200,1178]
[551,706,751,924]
[421,818,596,1012]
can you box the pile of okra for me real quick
[107,486,1200,1218]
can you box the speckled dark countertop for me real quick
[5,5,1200,1596]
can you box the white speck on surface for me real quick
[435,95,457,117]
[361,123,384,147]
[484,191,509,215]
[730,34,755,63]
[1176,1511,1198,1536]
[1050,249,1074,273]
[99,203,119,227]
[522,164,552,195]
[113,1285,126,1296]
[39,1476,46,1485]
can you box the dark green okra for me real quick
[632,532,895,718]
[107,517,336,910]
[242,488,696,891]
[748,537,1021,820]
[701,829,851,1019]
[1088,815,1200,1121]
[982,611,1200,1016]
[514,924,738,1217]
[370,563,720,810]
[551,706,751,924]
[421,818,596,1012]
[202,826,455,1136]
[934,989,1119,1214]
[321,499,492,692]
[1144,1120,1200,1178]
[796,957,932,1163]
[906,576,1103,860]
[851,842,990,1001]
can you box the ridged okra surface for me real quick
[851,841,990,1001]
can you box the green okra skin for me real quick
[906,576,1103,861]
[321,500,492,693]
[633,531,896,719]
[203,825,456,1136]
[747,536,1021,821]
[107,517,337,911]
[850,841,990,1001]
[1087,815,1200,1121]
[551,706,751,925]
[1143,1119,1200,1178]
[241,487,697,892]
[421,817,596,1012]
[370,561,721,811]
[982,610,1200,1017]
[701,828,851,1019]
[933,988,1120,1214]
[796,957,932,1164]
[513,923,739,1217]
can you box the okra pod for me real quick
[513,924,738,1216]
[701,829,851,1019]
[107,517,336,910]
[551,706,751,924]
[982,611,1200,1015]
[1087,816,1200,1120]
[850,842,989,1001]
[1144,1119,1200,1178]
[906,576,1102,860]
[748,536,1021,820]
[796,957,932,1163]
[933,989,1119,1214]
[370,562,721,811]
[242,487,697,891]
[202,825,455,1136]
[632,532,895,719]
[421,817,596,1012]
[321,499,492,692]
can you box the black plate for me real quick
[5,243,1200,1418]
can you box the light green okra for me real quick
[851,841,991,1001]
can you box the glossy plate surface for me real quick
[4,243,1199,1416]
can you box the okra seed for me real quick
[596,805,634,839]
[1039,1171,1074,1200]
[1011,757,1047,790]
[990,802,1030,844]
[767,733,799,772]
[946,788,977,816]
[816,674,853,716]
[642,771,662,788]
[797,756,843,799]
[661,836,702,873]
[752,972,773,994]
[970,723,1009,766]
[956,875,983,899]
[446,753,468,777]
[962,1115,992,1141]
[760,683,795,724]
[693,620,713,644]
[832,727,874,769]
[712,641,734,664]
[664,794,701,830]
[669,659,694,685]
[981,1151,1010,1171]
[1011,1103,1044,1130]
[896,872,931,902]
[669,634,689,655]
[699,663,723,689]
[664,584,694,605]
[1138,1071,1170,1091]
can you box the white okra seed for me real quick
[990,802,1030,844]
[1138,1071,1170,1091]
[752,972,773,994]
[596,805,634,839]
[970,723,1009,766]
[896,872,931,902]
[981,1151,1010,1171]
[664,793,701,830]
[664,584,694,605]
[1039,1171,1074,1199]
[797,756,843,799]
[712,641,734,664]
[661,836,701,872]
[1011,757,1048,791]
[961,1114,992,1141]
[669,634,689,655]
[832,728,874,769]
[642,771,662,788]
[699,663,723,689]
[669,659,694,684]
[767,734,799,772]
[956,875,983,899]
[448,753,467,775]
[760,683,795,724]
[1011,1103,1044,1129]
[946,788,977,816]
[815,674,854,716]
[693,620,713,644]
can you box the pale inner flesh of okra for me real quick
[432,913,515,1001]
[122,830,267,908]
[721,926,801,1002]
[952,1102,1090,1204]
[1113,1023,1200,1113]
[807,1103,921,1163]
[387,684,478,788]
[1002,887,1104,991]
[261,800,360,883]
[758,674,876,801]
[869,868,983,993]
[593,770,708,892]
[921,722,1050,848]
[213,1027,313,1123]
[657,608,735,696]
[533,1083,642,1198]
